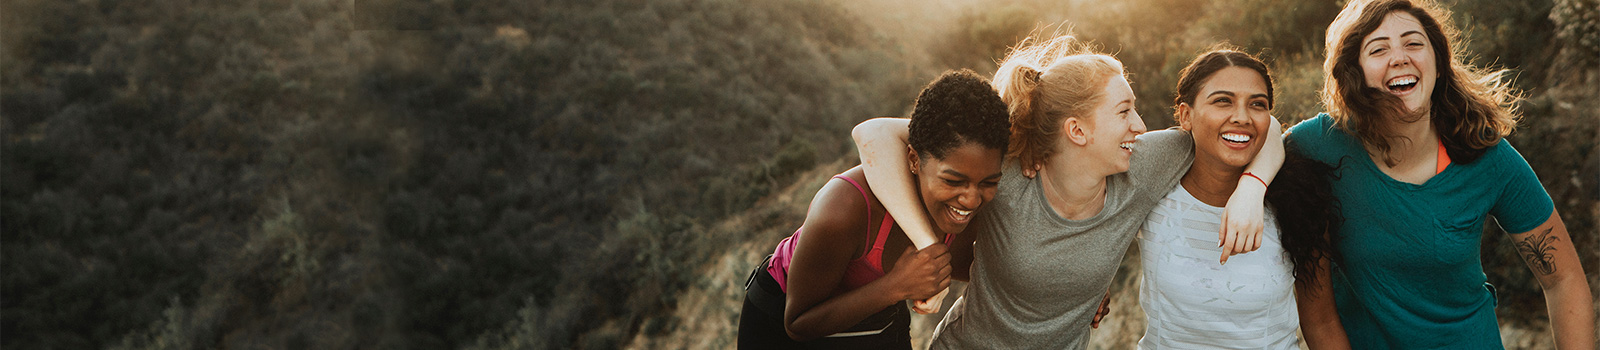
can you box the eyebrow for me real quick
[1207,90,1271,104]
[941,169,1002,181]
[1365,30,1425,47]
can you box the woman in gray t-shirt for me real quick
[851,34,1282,349]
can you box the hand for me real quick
[1021,163,1042,179]
[1219,176,1267,264]
[1091,290,1112,328]
[888,244,952,301]
[912,288,948,314]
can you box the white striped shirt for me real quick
[1137,184,1300,349]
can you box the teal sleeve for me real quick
[1488,140,1555,234]
[1285,114,1341,165]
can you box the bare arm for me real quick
[851,117,941,247]
[1219,117,1284,263]
[1509,210,1595,350]
[783,176,951,340]
[1295,254,1350,349]
[851,118,953,313]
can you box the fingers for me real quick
[1218,212,1230,248]
[912,299,938,314]
[1092,291,1111,328]
[915,288,950,314]
[1220,228,1235,264]
[900,245,919,260]
[1246,224,1260,252]
[1233,224,1249,256]
[1248,223,1260,250]
[922,244,950,263]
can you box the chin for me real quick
[940,222,968,235]
[1113,161,1131,174]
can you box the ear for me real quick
[1064,117,1092,146]
[907,145,921,174]
[1176,103,1193,131]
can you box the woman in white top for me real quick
[1137,48,1349,349]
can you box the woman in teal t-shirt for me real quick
[1288,0,1595,348]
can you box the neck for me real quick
[1180,158,1241,207]
[1373,112,1438,164]
[1040,149,1110,220]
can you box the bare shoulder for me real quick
[799,167,874,252]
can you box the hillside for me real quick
[2,0,930,348]
[2,0,1594,349]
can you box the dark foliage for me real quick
[2,0,922,348]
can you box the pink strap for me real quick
[833,175,960,271]
[866,215,895,270]
[832,175,877,257]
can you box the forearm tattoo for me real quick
[1515,227,1559,275]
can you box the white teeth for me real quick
[1222,134,1251,143]
[952,208,971,216]
[1387,76,1417,87]
[1119,141,1134,150]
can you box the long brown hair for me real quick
[992,34,1124,171]
[1322,0,1519,166]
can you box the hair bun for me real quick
[1021,66,1043,85]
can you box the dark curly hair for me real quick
[1266,140,1345,295]
[909,69,1011,160]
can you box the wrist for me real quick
[1242,172,1267,188]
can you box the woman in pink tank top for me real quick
[737,70,1012,349]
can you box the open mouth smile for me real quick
[1387,75,1418,94]
[948,206,973,224]
[1222,133,1252,149]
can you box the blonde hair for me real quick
[1322,0,1520,166]
[992,34,1125,170]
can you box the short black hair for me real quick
[908,69,1011,160]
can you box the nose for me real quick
[1390,53,1411,67]
[1229,106,1252,125]
[957,186,982,210]
[1130,111,1148,134]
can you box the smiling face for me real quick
[911,142,1003,234]
[1359,11,1438,113]
[1179,66,1273,172]
[1085,75,1147,174]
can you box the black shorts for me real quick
[736,255,911,350]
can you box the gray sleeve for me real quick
[1128,128,1194,195]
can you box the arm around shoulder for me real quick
[851,117,940,248]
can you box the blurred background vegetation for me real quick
[1,0,1593,349]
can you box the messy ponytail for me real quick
[993,34,1124,170]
